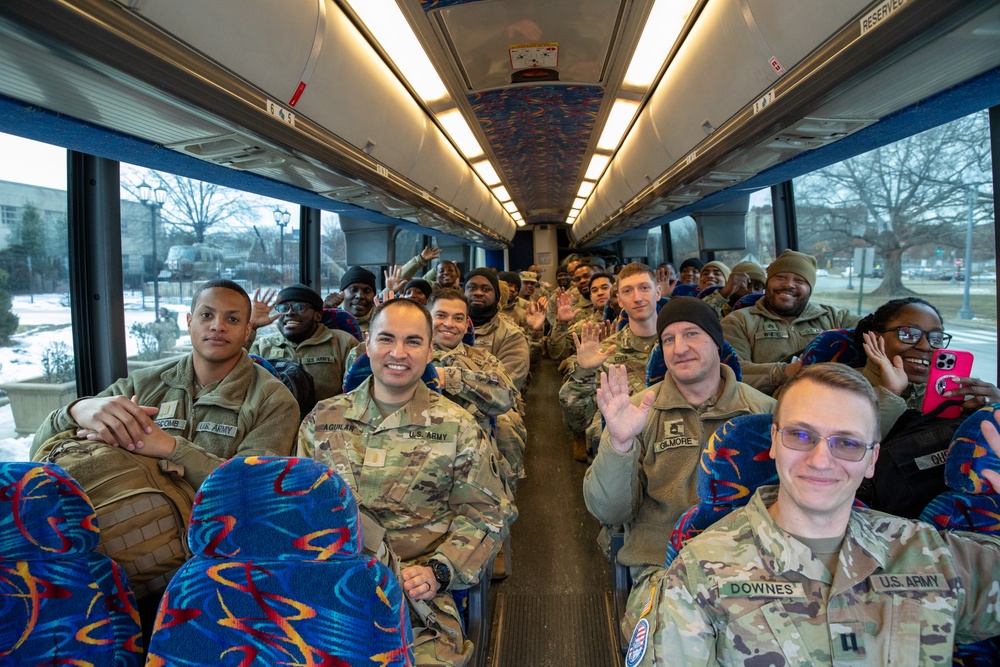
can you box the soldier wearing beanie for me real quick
[336,266,378,332]
[249,283,360,400]
[584,295,774,641]
[721,249,861,395]
[702,260,767,319]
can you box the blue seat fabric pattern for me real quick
[800,328,865,368]
[0,461,142,665]
[322,307,363,341]
[145,456,414,666]
[919,405,1000,665]
[665,415,776,568]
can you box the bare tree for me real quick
[122,168,265,243]
[795,111,993,296]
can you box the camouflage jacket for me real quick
[473,313,531,391]
[546,286,592,327]
[297,379,514,587]
[547,309,605,362]
[250,325,360,400]
[31,352,298,489]
[721,300,861,395]
[432,343,517,424]
[701,289,735,320]
[558,325,658,433]
[628,486,1000,666]
[583,366,774,568]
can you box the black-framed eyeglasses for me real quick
[879,326,951,349]
[272,302,313,315]
[776,428,877,462]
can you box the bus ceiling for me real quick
[0,1,997,248]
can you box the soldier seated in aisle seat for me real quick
[584,296,774,640]
[30,279,298,487]
[626,362,1000,667]
[297,298,514,667]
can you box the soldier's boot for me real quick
[573,432,588,462]
[491,537,511,580]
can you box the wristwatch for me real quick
[430,559,451,590]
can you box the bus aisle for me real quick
[487,359,621,666]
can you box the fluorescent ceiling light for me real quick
[585,154,610,180]
[472,160,500,185]
[515,219,526,227]
[577,181,595,198]
[565,215,577,224]
[347,0,449,103]
[597,99,640,151]
[511,211,523,221]
[572,197,586,210]
[503,201,518,213]
[623,0,698,89]
[570,207,582,216]
[437,109,484,159]
[492,186,510,202]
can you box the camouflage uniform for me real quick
[432,343,527,482]
[558,325,658,433]
[583,366,774,636]
[31,352,298,489]
[546,286,591,327]
[547,309,604,362]
[249,325,360,400]
[627,486,1000,667]
[701,289,735,320]
[721,300,860,395]
[297,378,514,667]
[473,313,531,391]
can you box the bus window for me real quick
[0,133,74,456]
[794,110,995,383]
[669,216,700,265]
[120,164,301,356]
[714,188,775,269]
[646,227,664,270]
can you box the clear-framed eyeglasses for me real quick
[776,428,877,462]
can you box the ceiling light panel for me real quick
[492,185,511,202]
[585,154,610,180]
[437,108,484,159]
[597,99,640,151]
[347,0,450,103]
[623,0,699,89]
[577,181,595,197]
[472,159,500,185]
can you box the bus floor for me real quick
[486,359,622,667]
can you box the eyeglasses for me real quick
[879,326,951,349]
[272,302,313,315]
[776,428,877,462]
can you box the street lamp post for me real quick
[139,182,168,318]
[273,208,291,283]
[957,184,976,320]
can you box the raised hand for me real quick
[861,331,908,395]
[720,272,752,300]
[556,289,578,323]
[526,299,546,332]
[420,246,442,263]
[374,290,397,307]
[384,265,406,293]
[597,364,655,452]
[250,288,279,330]
[536,295,548,310]
[573,320,616,370]
[324,291,344,309]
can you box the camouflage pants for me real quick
[412,592,473,667]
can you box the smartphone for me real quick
[921,349,975,418]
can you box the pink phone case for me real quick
[921,349,975,418]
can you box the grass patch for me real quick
[814,287,996,325]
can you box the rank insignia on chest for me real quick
[764,322,778,331]
[159,400,178,419]
[666,420,685,437]
[363,448,387,467]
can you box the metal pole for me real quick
[957,185,975,319]
[151,205,160,318]
[279,226,285,284]
[856,251,866,315]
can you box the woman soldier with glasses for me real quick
[854,297,1000,437]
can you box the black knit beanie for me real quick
[277,284,323,311]
[340,266,377,292]
[655,296,724,350]
[465,268,500,326]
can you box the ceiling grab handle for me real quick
[289,0,328,107]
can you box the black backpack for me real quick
[267,358,317,421]
[860,401,965,519]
